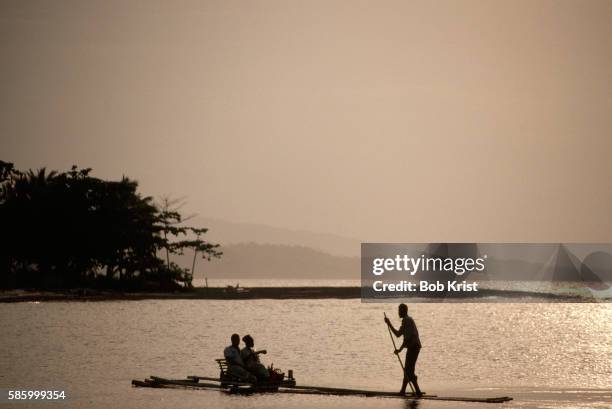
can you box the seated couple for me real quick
[223,333,269,383]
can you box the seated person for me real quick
[240,334,270,381]
[223,333,256,383]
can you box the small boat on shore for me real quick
[224,283,251,296]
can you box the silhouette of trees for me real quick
[0,161,221,290]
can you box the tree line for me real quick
[0,161,221,291]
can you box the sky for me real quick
[2,0,612,243]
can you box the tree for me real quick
[156,198,222,288]
[0,162,221,290]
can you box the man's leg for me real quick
[399,376,409,395]
[399,350,410,395]
[406,348,422,396]
[252,363,270,381]
[228,365,257,383]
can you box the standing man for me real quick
[384,303,423,397]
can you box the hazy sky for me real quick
[2,0,611,242]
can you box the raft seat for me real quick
[215,358,231,380]
[216,358,253,385]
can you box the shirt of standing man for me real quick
[400,316,422,348]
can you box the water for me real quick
[0,300,611,409]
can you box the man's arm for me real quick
[384,317,402,337]
[226,349,244,367]
[396,337,409,353]
[396,318,417,353]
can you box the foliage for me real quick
[0,161,221,290]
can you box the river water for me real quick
[0,300,610,409]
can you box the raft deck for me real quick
[131,375,513,404]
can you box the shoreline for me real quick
[0,287,359,302]
[0,286,594,302]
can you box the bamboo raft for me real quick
[131,374,513,404]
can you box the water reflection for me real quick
[404,398,420,409]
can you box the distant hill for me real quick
[484,258,544,280]
[193,217,361,257]
[178,242,360,279]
